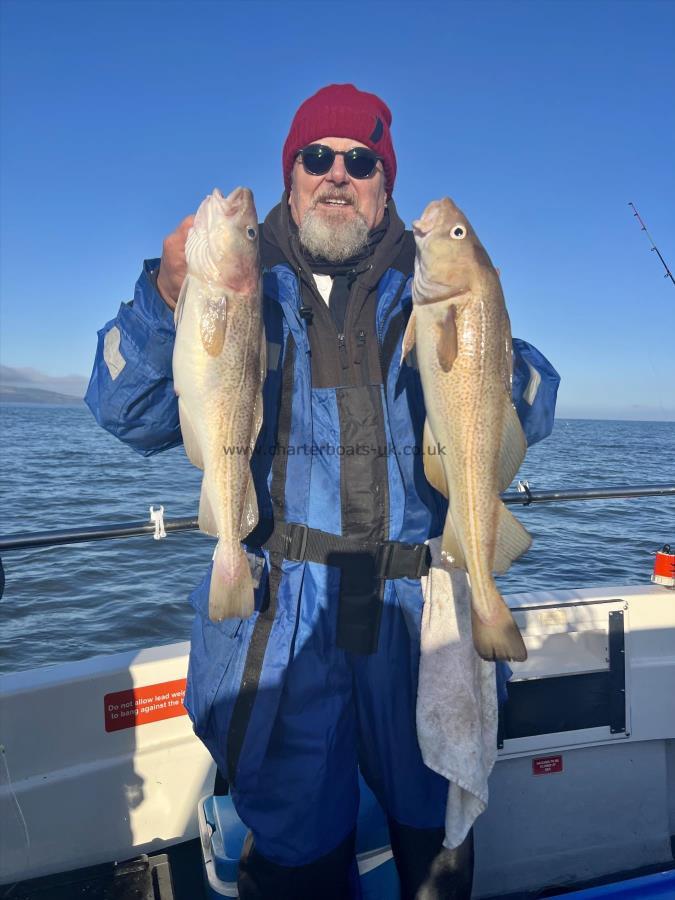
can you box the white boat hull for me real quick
[1,583,674,896]
[0,641,213,883]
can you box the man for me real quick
[87,84,559,899]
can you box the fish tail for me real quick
[471,603,527,662]
[208,541,255,621]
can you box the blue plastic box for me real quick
[198,774,401,899]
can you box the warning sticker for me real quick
[104,678,187,732]
[532,754,563,775]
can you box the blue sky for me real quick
[1,0,673,419]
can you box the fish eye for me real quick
[246,226,257,241]
[451,224,466,240]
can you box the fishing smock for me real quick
[86,197,560,870]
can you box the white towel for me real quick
[416,537,498,849]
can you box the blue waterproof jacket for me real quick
[86,198,560,866]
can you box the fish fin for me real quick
[235,330,265,543]
[198,479,219,537]
[258,327,267,387]
[422,419,448,497]
[174,276,189,328]
[441,512,466,569]
[493,502,532,574]
[178,397,204,470]
[209,541,255,620]
[251,390,264,449]
[435,305,458,373]
[497,401,527,491]
[400,308,416,366]
[239,475,259,540]
[471,606,527,662]
[501,328,514,397]
[243,386,264,536]
[422,418,464,564]
[200,296,228,357]
[252,329,266,442]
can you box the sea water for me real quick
[0,405,673,673]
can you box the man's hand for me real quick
[156,215,195,310]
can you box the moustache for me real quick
[313,191,357,208]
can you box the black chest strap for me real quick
[260,521,431,578]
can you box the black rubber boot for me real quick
[388,818,474,900]
[237,828,357,900]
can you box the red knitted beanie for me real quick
[282,84,397,196]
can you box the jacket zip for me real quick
[337,333,349,370]
[296,266,362,380]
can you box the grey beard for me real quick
[298,207,370,263]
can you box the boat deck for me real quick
[4,841,675,899]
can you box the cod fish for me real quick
[173,187,265,621]
[404,197,530,662]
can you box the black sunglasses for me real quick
[297,144,383,180]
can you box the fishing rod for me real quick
[628,202,675,286]
[0,483,674,552]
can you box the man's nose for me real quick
[326,153,349,185]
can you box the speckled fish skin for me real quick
[408,197,530,662]
[173,187,265,621]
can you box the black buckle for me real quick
[375,541,395,578]
[284,523,309,562]
[375,541,431,579]
[415,543,432,577]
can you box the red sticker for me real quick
[532,754,563,775]
[104,678,187,732]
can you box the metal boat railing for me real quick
[0,483,673,553]
[0,516,199,552]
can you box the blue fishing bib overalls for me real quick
[85,198,560,899]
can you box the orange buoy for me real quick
[652,544,675,588]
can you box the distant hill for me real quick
[0,385,85,405]
[0,365,88,403]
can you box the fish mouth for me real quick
[219,186,253,218]
[194,187,255,234]
[412,204,442,238]
[413,197,461,238]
